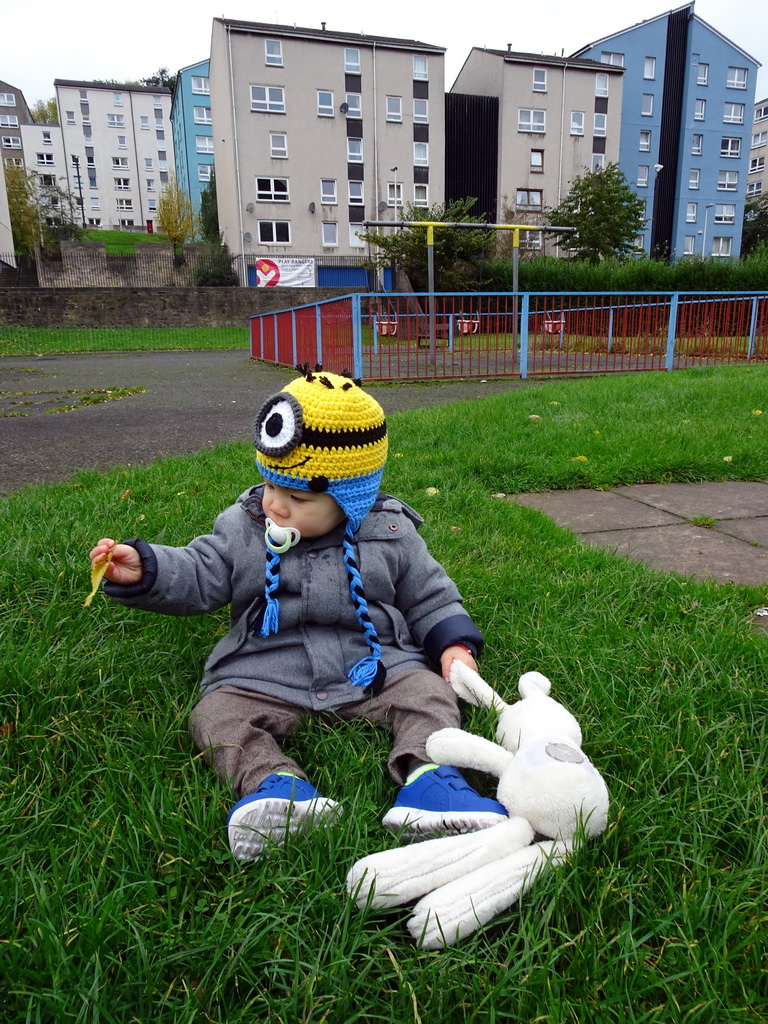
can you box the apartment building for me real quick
[208,19,445,259]
[171,60,213,217]
[573,4,759,258]
[0,157,13,261]
[54,80,174,230]
[1,80,31,171]
[449,49,624,251]
[748,98,768,199]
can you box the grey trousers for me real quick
[189,668,461,799]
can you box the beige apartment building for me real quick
[209,19,445,258]
[450,49,624,251]
[748,97,768,200]
[55,80,173,231]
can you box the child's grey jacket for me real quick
[104,486,483,712]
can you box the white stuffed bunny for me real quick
[347,664,609,949]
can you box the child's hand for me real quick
[89,538,144,586]
[440,645,477,682]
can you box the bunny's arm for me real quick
[346,817,534,909]
[449,661,508,711]
[426,728,514,778]
[408,839,571,950]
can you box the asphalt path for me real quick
[0,351,534,495]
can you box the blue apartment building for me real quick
[574,3,759,258]
[170,60,213,215]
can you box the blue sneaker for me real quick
[227,773,342,862]
[382,765,508,838]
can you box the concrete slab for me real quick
[509,490,683,533]
[580,523,768,586]
[714,517,768,549]
[612,481,768,520]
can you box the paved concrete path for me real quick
[511,481,768,588]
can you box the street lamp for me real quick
[390,167,398,214]
[72,154,85,228]
[702,203,714,257]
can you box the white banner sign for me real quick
[254,257,315,287]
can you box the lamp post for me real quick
[389,167,398,215]
[702,203,714,257]
[72,154,85,228]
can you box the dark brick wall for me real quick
[0,287,361,328]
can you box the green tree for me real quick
[741,195,768,256]
[358,197,493,290]
[546,163,647,263]
[199,170,220,243]
[30,98,59,124]
[157,174,199,249]
[141,67,177,91]
[5,165,81,253]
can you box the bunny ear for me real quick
[408,839,571,950]
[518,671,552,698]
[449,661,508,712]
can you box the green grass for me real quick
[81,228,174,254]
[0,326,249,356]
[1,367,767,1022]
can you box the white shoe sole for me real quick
[228,796,342,862]
[381,807,507,839]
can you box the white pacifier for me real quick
[264,517,301,554]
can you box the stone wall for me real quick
[0,284,359,328]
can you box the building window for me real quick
[530,149,544,173]
[117,135,127,149]
[387,181,402,206]
[347,138,363,162]
[196,136,214,153]
[107,113,125,128]
[147,199,157,212]
[752,131,768,148]
[348,181,364,204]
[349,225,365,247]
[516,189,542,208]
[601,52,624,66]
[112,157,129,169]
[113,92,123,106]
[691,134,703,155]
[717,170,738,190]
[191,76,210,94]
[592,153,606,171]
[90,197,100,211]
[413,142,428,166]
[386,96,402,122]
[519,108,545,133]
[750,156,766,173]
[413,98,428,123]
[345,93,362,118]
[533,68,547,92]
[113,177,130,190]
[686,202,697,222]
[115,198,133,211]
[321,222,338,247]
[345,48,361,73]
[756,104,768,122]
[594,113,607,137]
[0,92,15,105]
[270,132,288,158]
[258,220,290,244]
[727,67,748,89]
[320,179,337,204]
[256,176,289,201]
[265,40,283,66]
[193,107,212,125]
[153,95,163,110]
[317,91,334,117]
[595,73,609,97]
[251,86,285,113]
[66,111,75,124]
[642,94,654,117]
[721,137,741,158]
[413,183,429,207]
[697,63,709,86]
[723,103,744,124]
[144,158,153,170]
[158,159,168,172]
[3,156,23,167]
[711,236,732,257]
[0,115,18,128]
[693,99,706,121]
[747,181,763,196]
[639,129,652,152]
[644,57,656,80]
[637,166,649,187]
[36,153,55,165]
[146,178,155,191]
[521,230,543,251]
[140,116,149,130]
[683,235,696,255]
[88,175,97,188]
[689,168,700,189]
[570,111,584,135]
[198,165,213,182]
[413,55,428,80]
[714,204,736,224]
[118,219,135,228]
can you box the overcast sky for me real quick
[2,0,765,107]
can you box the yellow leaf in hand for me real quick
[84,550,114,607]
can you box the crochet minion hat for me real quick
[253,366,388,692]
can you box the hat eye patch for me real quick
[254,394,303,456]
